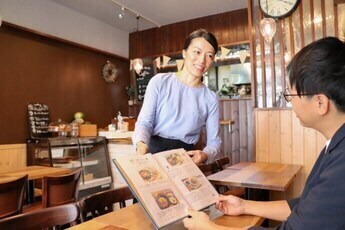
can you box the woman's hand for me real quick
[216,195,246,216]
[136,141,149,155]
[183,209,218,230]
[187,150,208,164]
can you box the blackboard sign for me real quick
[28,103,51,139]
[136,63,155,101]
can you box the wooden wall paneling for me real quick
[0,144,26,172]
[238,100,248,162]
[310,0,316,42]
[230,100,240,164]
[212,13,229,45]
[247,0,256,108]
[0,23,130,144]
[255,109,327,199]
[221,100,232,160]
[219,99,253,164]
[321,0,327,37]
[129,8,249,59]
[298,2,306,48]
[247,100,255,162]
[268,110,281,163]
[255,110,270,162]
[280,109,293,164]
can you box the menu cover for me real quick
[113,149,219,229]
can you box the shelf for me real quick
[80,176,112,190]
[53,159,98,168]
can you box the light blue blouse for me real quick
[132,73,222,163]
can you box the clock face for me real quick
[259,0,300,19]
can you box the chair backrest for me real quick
[0,174,28,219]
[78,186,134,222]
[198,162,218,176]
[215,157,230,171]
[42,168,82,208]
[0,203,80,230]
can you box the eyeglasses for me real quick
[283,88,314,102]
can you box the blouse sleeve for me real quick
[202,98,222,163]
[132,76,160,146]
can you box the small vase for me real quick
[128,100,134,105]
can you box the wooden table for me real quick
[207,162,302,201]
[69,203,264,230]
[0,166,72,203]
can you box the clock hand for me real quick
[277,0,294,5]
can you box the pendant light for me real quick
[133,15,143,75]
[259,0,277,44]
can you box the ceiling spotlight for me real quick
[118,6,125,20]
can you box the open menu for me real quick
[113,148,219,229]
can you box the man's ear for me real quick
[316,94,330,115]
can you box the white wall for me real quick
[0,0,129,58]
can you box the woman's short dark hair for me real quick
[183,29,218,53]
[287,37,345,112]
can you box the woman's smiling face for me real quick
[182,37,215,78]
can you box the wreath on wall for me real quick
[102,61,118,83]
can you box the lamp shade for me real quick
[260,18,277,44]
[133,58,143,75]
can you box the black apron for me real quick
[148,135,194,153]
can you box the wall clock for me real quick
[259,0,300,19]
[102,61,118,83]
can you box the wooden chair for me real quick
[42,167,82,208]
[215,157,231,170]
[78,186,134,222]
[214,157,245,197]
[0,203,80,230]
[197,162,218,177]
[0,174,28,219]
[23,168,82,212]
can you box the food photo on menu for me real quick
[182,175,203,191]
[138,166,162,183]
[152,188,180,210]
[165,152,185,166]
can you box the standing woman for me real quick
[132,29,222,164]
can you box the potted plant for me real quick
[126,86,136,105]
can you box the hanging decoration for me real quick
[239,50,247,65]
[162,55,171,68]
[220,47,230,60]
[154,57,161,69]
[102,61,118,83]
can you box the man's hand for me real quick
[216,195,245,216]
[183,209,217,230]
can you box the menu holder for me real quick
[113,149,218,229]
[28,103,51,139]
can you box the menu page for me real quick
[154,149,219,211]
[114,153,190,229]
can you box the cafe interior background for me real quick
[0,0,344,201]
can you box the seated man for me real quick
[183,37,345,230]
